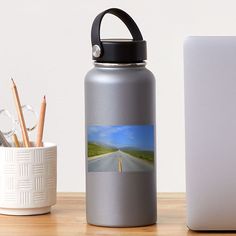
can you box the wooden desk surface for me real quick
[0,193,229,236]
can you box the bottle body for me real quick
[85,63,156,227]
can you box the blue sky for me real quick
[88,125,154,151]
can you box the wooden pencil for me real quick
[11,79,31,147]
[12,133,20,147]
[36,95,46,147]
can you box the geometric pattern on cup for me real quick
[0,144,57,209]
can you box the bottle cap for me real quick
[91,8,147,63]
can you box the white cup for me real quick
[0,143,57,215]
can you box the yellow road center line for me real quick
[118,158,123,173]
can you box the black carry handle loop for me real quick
[91,8,143,58]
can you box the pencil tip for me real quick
[11,78,15,85]
[43,95,46,101]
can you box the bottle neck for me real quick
[94,61,146,68]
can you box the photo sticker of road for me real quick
[87,125,155,172]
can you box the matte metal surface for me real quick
[85,65,155,125]
[185,36,236,230]
[85,64,156,227]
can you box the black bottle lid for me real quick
[91,8,147,63]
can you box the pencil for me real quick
[11,79,31,147]
[12,133,20,147]
[36,95,46,147]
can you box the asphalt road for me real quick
[88,150,154,172]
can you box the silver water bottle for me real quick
[85,8,156,227]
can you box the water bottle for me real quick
[85,8,156,227]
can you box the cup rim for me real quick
[0,142,57,150]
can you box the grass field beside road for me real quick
[121,149,154,163]
[88,142,118,157]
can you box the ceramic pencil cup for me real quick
[0,143,57,215]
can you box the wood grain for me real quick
[0,193,226,236]
[36,95,46,147]
[11,79,30,147]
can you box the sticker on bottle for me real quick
[87,125,155,172]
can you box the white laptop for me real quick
[184,36,236,230]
